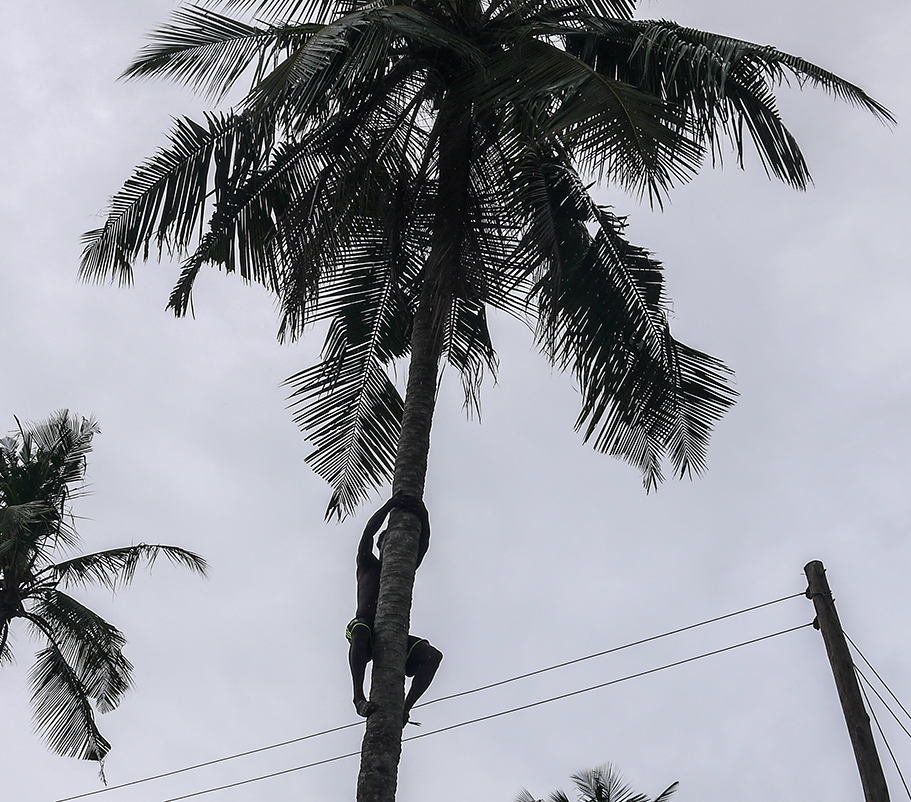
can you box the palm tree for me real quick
[0,410,207,777]
[78,1,892,799]
[517,763,678,802]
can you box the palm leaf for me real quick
[123,5,320,102]
[24,614,112,764]
[0,618,12,665]
[565,19,893,188]
[29,591,133,713]
[474,36,703,204]
[514,153,735,485]
[285,252,410,518]
[52,544,208,592]
[564,214,736,485]
[220,0,339,25]
[243,8,384,119]
[81,112,273,286]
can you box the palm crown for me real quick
[81,0,890,519]
[518,763,678,802]
[0,411,207,772]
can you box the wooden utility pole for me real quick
[804,560,890,802]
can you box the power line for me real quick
[846,631,911,729]
[855,664,911,742]
[857,666,911,800]
[404,622,813,743]
[420,592,805,708]
[158,751,363,802]
[52,723,363,802]
[52,592,804,802]
[96,622,814,802]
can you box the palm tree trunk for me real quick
[355,92,473,802]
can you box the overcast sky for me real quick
[2,1,910,801]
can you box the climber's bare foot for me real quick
[355,698,376,717]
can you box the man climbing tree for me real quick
[348,494,441,726]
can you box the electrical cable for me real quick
[92,622,814,802]
[52,592,804,802]
[845,632,911,728]
[52,723,363,802]
[403,623,813,744]
[418,592,805,708]
[856,666,911,800]
[850,661,911,742]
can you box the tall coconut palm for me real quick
[79,1,891,799]
[517,763,678,802]
[0,411,208,776]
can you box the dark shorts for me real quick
[346,618,428,677]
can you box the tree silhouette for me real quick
[0,411,207,776]
[517,763,677,802]
[80,1,891,798]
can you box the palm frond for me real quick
[218,0,339,25]
[123,5,319,102]
[520,159,736,485]
[243,7,384,119]
[569,215,736,485]
[566,19,893,188]
[52,544,208,592]
[444,298,498,418]
[653,782,679,802]
[475,37,703,204]
[25,614,112,765]
[29,592,133,714]
[285,261,409,518]
[0,620,12,666]
[81,112,273,287]
[164,123,303,315]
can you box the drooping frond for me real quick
[287,347,404,520]
[29,592,133,714]
[444,299,498,417]
[513,151,736,485]
[285,245,412,518]
[0,620,11,665]
[25,614,113,764]
[564,18,894,188]
[563,212,736,486]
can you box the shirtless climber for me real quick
[347,493,442,726]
